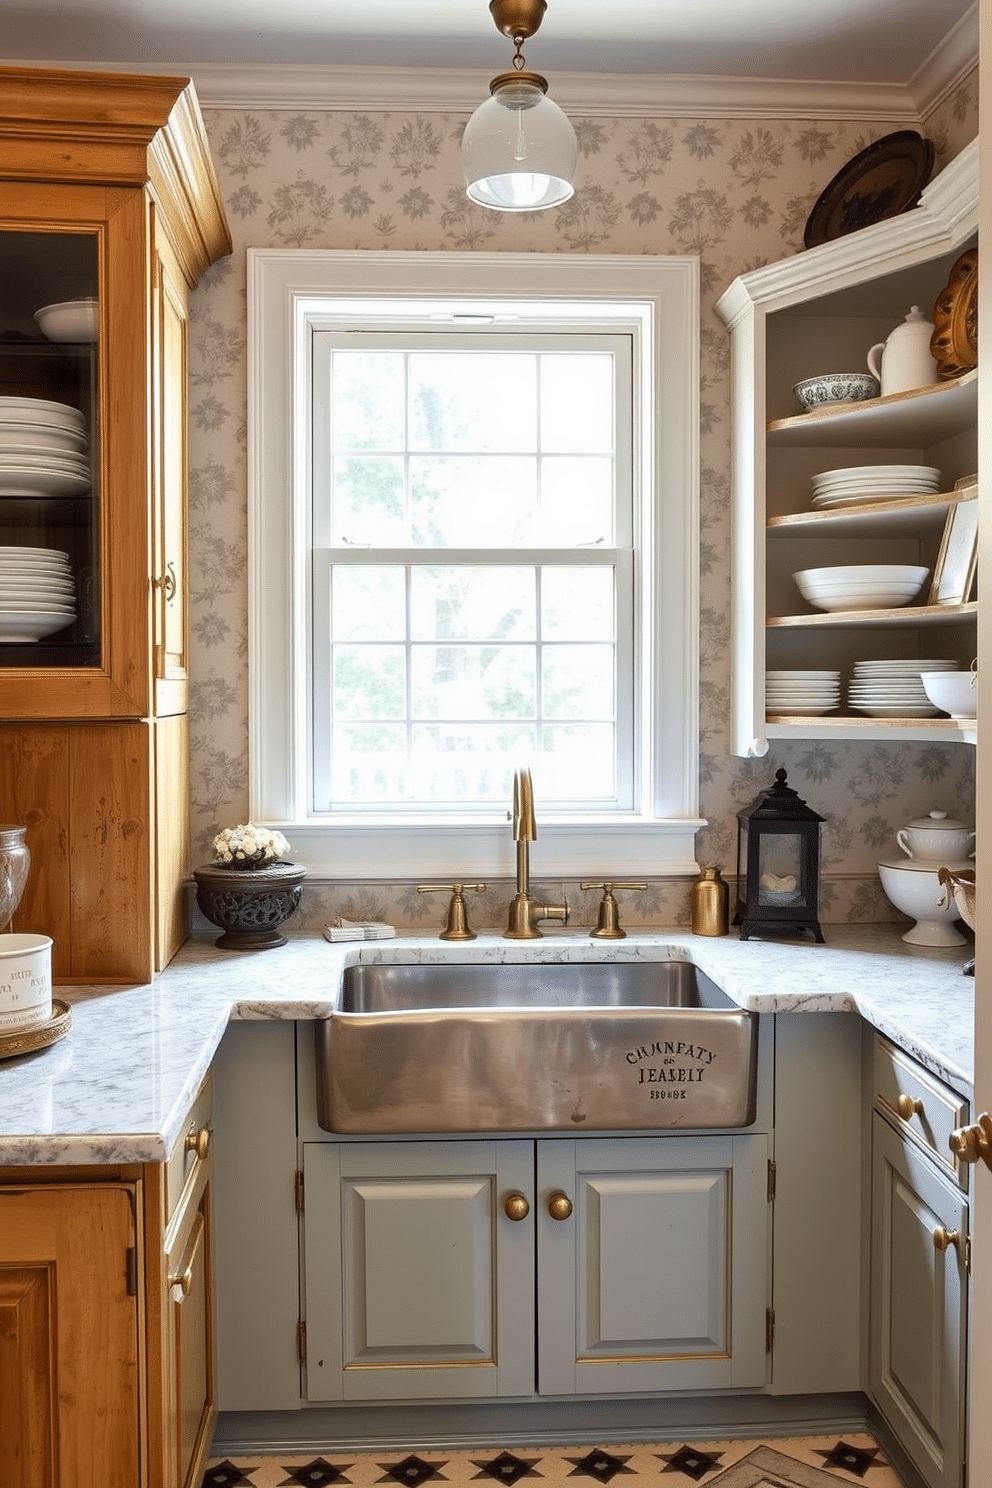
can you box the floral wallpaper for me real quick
[185,69,979,934]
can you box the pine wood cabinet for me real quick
[301,1133,770,1403]
[0,1078,215,1488]
[715,142,978,758]
[0,1179,141,1488]
[0,68,231,981]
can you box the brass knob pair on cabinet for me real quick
[504,1191,572,1222]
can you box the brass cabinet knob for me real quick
[185,1126,211,1162]
[548,1192,573,1222]
[897,1094,924,1121]
[933,1227,961,1253]
[950,1114,992,1170]
[504,1192,530,1222]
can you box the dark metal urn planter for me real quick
[192,861,307,950]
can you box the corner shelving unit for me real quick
[716,140,978,757]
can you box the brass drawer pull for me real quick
[933,1227,961,1253]
[504,1192,530,1221]
[185,1126,211,1162]
[896,1094,924,1121]
[548,1192,573,1222]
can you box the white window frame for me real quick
[248,250,702,880]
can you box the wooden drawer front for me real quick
[167,1076,213,1221]
[874,1038,968,1187]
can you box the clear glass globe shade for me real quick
[462,78,577,211]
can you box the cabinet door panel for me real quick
[167,1191,215,1488]
[592,1169,728,1354]
[303,1140,534,1402]
[0,1184,140,1488]
[538,1135,768,1396]
[0,1267,54,1486]
[870,1114,967,1488]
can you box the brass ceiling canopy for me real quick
[461,0,577,212]
[488,0,547,41]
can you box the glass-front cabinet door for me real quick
[0,182,171,719]
[0,225,101,672]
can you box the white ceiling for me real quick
[0,0,978,86]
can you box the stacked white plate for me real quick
[0,396,90,497]
[0,547,77,642]
[811,463,942,510]
[847,658,958,718]
[766,669,841,715]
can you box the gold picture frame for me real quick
[929,491,979,606]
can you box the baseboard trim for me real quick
[212,1392,871,1457]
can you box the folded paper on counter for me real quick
[323,917,396,942]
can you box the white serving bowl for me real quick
[920,670,977,719]
[793,565,928,611]
[793,372,880,410]
[33,298,99,342]
[878,859,972,946]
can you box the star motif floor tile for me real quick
[202,1435,908,1488]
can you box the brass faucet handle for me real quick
[581,882,648,940]
[418,883,486,942]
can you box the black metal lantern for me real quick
[734,768,824,942]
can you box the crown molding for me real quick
[137,64,928,120]
[2,3,977,121]
[908,1,979,116]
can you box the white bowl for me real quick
[33,298,99,342]
[878,860,970,946]
[793,372,879,410]
[920,670,977,719]
[794,565,928,612]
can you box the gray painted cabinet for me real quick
[300,1132,770,1403]
[869,1040,970,1488]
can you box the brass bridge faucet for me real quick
[503,765,569,939]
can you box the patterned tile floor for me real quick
[201,1434,907,1487]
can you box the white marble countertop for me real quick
[0,923,974,1167]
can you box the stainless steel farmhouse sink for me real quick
[315,960,757,1134]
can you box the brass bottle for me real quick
[691,866,729,936]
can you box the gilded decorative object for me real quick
[691,866,730,937]
[0,999,71,1062]
[930,247,978,380]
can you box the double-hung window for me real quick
[249,252,701,879]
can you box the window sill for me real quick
[266,818,706,880]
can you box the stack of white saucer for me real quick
[847,659,957,718]
[766,669,841,715]
[811,463,942,510]
[0,396,90,498]
[0,547,77,642]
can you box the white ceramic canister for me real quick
[0,933,52,1032]
[866,306,939,395]
[896,810,975,863]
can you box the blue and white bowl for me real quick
[793,372,880,410]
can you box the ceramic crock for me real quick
[896,810,975,863]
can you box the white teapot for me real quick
[896,810,975,863]
[867,306,939,396]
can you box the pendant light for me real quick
[462,0,578,212]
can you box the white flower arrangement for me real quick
[211,823,291,870]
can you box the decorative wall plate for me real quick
[803,131,935,248]
[930,247,978,379]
